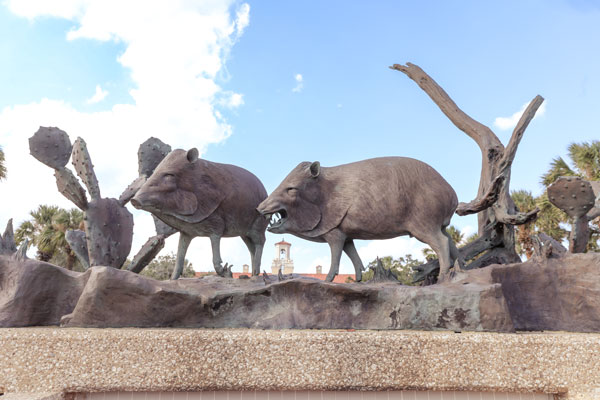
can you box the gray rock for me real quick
[61,267,511,331]
[0,256,90,327]
[4,253,600,332]
[486,253,600,332]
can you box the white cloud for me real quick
[493,101,547,130]
[0,1,250,268]
[86,84,108,104]
[217,92,244,108]
[235,3,250,38]
[292,73,303,93]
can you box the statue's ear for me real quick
[187,148,199,163]
[309,161,320,178]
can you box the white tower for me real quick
[271,239,294,274]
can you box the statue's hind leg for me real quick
[343,240,365,282]
[242,233,264,276]
[413,228,453,283]
[442,227,464,272]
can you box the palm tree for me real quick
[542,141,600,185]
[16,205,84,269]
[0,146,6,180]
[511,190,538,259]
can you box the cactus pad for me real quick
[153,215,177,237]
[72,137,101,201]
[84,198,133,268]
[138,137,171,177]
[118,175,147,206]
[28,127,72,169]
[65,230,90,270]
[54,168,88,210]
[548,176,595,219]
[127,234,166,273]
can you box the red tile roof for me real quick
[195,271,356,283]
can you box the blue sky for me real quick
[1,0,599,274]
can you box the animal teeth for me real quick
[268,212,283,227]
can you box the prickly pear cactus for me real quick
[138,137,171,177]
[118,175,147,206]
[28,127,174,270]
[127,234,166,273]
[548,176,595,219]
[72,137,101,201]
[153,215,177,236]
[65,230,90,270]
[54,168,88,210]
[548,176,597,253]
[28,127,72,169]
[84,198,133,268]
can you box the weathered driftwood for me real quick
[390,63,543,282]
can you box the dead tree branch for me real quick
[391,62,544,282]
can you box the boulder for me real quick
[61,266,512,331]
[0,256,90,327]
[3,252,600,332]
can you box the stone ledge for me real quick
[1,328,599,399]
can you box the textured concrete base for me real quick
[1,328,599,399]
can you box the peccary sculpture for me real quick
[132,148,268,279]
[257,158,462,283]
[548,176,600,253]
[28,127,172,271]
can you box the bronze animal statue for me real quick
[257,157,461,282]
[132,148,268,279]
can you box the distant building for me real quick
[271,239,294,274]
[195,242,354,283]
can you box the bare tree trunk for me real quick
[66,250,76,270]
[390,63,543,282]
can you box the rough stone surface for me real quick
[0,219,17,255]
[488,253,600,332]
[0,256,89,327]
[3,253,600,334]
[1,328,600,399]
[61,266,511,331]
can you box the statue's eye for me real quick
[163,173,175,181]
[287,188,298,195]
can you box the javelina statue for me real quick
[131,148,268,279]
[257,157,461,283]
